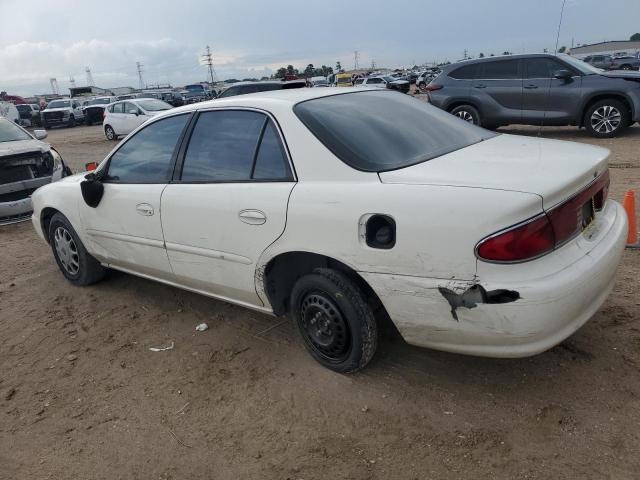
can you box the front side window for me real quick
[112,103,124,114]
[294,90,495,172]
[525,58,565,78]
[123,102,138,114]
[105,114,189,183]
[480,59,521,79]
[180,110,292,182]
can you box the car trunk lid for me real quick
[378,134,609,210]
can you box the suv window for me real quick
[105,114,189,183]
[354,78,365,85]
[368,78,383,84]
[448,64,478,79]
[480,59,521,79]
[181,110,265,182]
[525,58,566,78]
[294,90,495,172]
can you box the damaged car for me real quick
[30,88,627,372]
[1,118,70,224]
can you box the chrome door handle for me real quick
[136,203,154,216]
[524,84,539,89]
[473,84,486,89]
[238,209,266,225]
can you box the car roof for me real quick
[441,53,563,71]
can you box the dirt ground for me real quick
[1,118,639,480]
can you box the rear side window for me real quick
[105,114,189,183]
[480,59,521,79]
[294,90,496,172]
[448,64,478,79]
[180,110,292,182]
[217,87,239,98]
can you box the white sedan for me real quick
[102,98,172,140]
[31,88,627,372]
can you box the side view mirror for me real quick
[80,171,104,208]
[128,109,139,116]
[553,69,573,81]
[33,129,47,140]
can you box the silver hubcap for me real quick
[106,127,114,139]
[54,226,80,275]
[455,110,474,123]
[590,106,621,134]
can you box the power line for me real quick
[201,45,217,84]
[136,61,145,89]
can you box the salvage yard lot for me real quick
[1,122,639,479]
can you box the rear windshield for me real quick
[293,90,496,172]
[137,99,172,111]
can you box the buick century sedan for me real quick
[31,88,627,372]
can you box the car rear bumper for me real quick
[360,200,628,357]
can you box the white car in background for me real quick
[102,98,172,140]
[31,88,627,372]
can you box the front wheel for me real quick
[290,268,377,373]
[67,115,75,128]
[584,99,630,138]
[450,104,481,126]
[49,213,106,286]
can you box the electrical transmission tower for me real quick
[69,75,76,89]
[201,45,217,85]
[85,67,94,86]
[136,62,145,89]
[371,58,376,69]
[50,78,59,95]
[354,50,360,70]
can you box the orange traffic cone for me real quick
[623,190,639,249]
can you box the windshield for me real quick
[88,98,111,105]
[16,105,31,113]
[294,90,496,172]
[336,76,351,84]
[313,79,328,85]
[137,99,172,112]
[185,85,204,92]
[47,100,70,109]
[559,55,602,75]
[383,76,397,82]
[0,120,31,143]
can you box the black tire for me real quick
[290,268,377,373]
[48,213,106,286]
[450,104,481,126]
[42,122,49,129]
[85,116,93,126]
[104,125,117,141]
[67,115,75,128]
[584,98,630,138]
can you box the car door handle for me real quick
[136,203,154,216]
[238,209,266,225]
[524,84,539,89]
[473,84,486,89]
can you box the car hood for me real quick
[378,134,609,210]
[390,79,409,85]
[43,107,71,113]
[598,70,640,80]
[0,139,49,157]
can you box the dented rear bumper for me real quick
[360,200,627,358]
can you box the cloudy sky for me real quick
[1,0,639,96]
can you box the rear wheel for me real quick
[450,104,481,126]
[67,115,75,128]
[290,268,377,373]
[48,213,106,286]
[584,99,630,138]
[104,125,117,141]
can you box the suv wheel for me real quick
[584,99,630,138]
[290,268,377,373]
[104,125,117,141]
[49,213,106,286]
[67,115,75,128]
[450,105,481,125]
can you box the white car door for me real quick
[161,109,296,306]
[72,101,84,120]
[79,113,192,279]
[122,102,147,134]
[109,102,127,134]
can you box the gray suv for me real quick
[427,53,640,137]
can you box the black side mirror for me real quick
[553,69,573,81]
[80,172,105,208]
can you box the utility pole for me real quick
[371,58,376,69]
[354,50,360,70]
[136,62,145,89]
[201,45,216,85]
[50,78,59,95]
[69,75,76,89]
[463,49,469,60]
[85,67,94,87]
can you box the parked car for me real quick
[1,118,70,224]
[427,53,640,138]
[416,69,441,90]
[216,80,306,98]
[310,76,330,87]
[30,88,626,372]
[16,104,42,127]
[41,98,85,128]
[102,98,173,140]
[83,96,118,125]
[354,76,410,93]
[583,55,640,71]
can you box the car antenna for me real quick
[539,0,567,138]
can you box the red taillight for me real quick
[102,110,106,118]
[425,83,443,91]
[476,214,555,262]
[477,170,610,263]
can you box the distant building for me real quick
[570,40,640,59]
[69,86,112,98]
[109,86,136,96]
